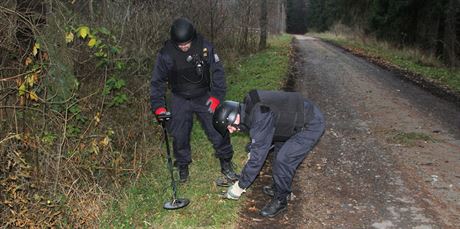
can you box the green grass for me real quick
[101,34,292,228]
[312,32,460,93]
[388,130,434,147]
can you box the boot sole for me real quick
[259,206,287,218]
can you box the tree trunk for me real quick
[444,0,459,67]
[259,0,268,50]
[241,0,251,51]
[210,0,216,43]
[280,0,286,33]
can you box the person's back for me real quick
[213,89,325,217]
[241,90,315,141]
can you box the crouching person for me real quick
[213,90,325,217]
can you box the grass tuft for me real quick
[388,130,434,147]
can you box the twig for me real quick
[0,133,20,145]
[66,90,100,158]
[117,3,131,46]
[133,141,137,171]
[0,5,39,35]
[13,102,18,134]
[13,150,27,165]
[66,178,80,197]
[99,66,108,114]
[0,105,63,121]
[54,97,71,193]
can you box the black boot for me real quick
[262,183,275,197]
[178,165,189,183]
[259,196,287,218]
[220,158,238,181]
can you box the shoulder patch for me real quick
[214,53,220,63]
[260,105,270,113]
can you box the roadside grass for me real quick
[311,32,460,93]
[388,130,435,147]
[101,34,291,228]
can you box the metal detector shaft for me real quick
[158,112,190,210]
[159,114,177,201]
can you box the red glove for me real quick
[206,96,220,113]
[154,107,167,115]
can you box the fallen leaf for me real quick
[78,26,90,39]
[88,38,97,48]
[100,136,110,146]
[65,32,74,43]
[32,43,40,56]
[41,52,48,61]
[26,74,35,87]
[94,112,100,125]
[29,91,39,101]
[33,72,39,82]
[18,83,26,96]
[25,57,33,66]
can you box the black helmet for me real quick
[213,101,240,136]
[170,17,196,44]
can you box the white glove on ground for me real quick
[225,181,246,200]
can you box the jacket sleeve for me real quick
[238,105,275,189]
[150,50,171,112]
[206,42,226,101]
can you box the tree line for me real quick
[287,0,459,67]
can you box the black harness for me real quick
[243,90,313,141]
[164,35,211,98]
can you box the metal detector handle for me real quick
[157,112,172,123]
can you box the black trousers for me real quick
[272,104,325,199]
[168,93,233,167]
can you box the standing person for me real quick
[151,17,237,183]
[213,90,325,217]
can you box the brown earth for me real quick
[238,35,460,228]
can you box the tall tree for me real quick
[444,0,459,66]
[305,0,460,67]
[287,0,308,33]
[259,0,268,50]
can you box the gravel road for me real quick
[238,35,460,229]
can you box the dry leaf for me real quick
[88,38,97,48]
[25,57,33,66]
[94,112,101,125]
[18,83,26,96]
[78,26,90,39]
[32,43,40,56]
[41,52,49,61]
[65,32,74,43]
[26,74,35,87]
[32,72,39,82]
[29,91,39,101]
[100,136,110,146]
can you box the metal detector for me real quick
[158,112,190,210]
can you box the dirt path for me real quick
[238,35,460,228]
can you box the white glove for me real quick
[224,181,246,200]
